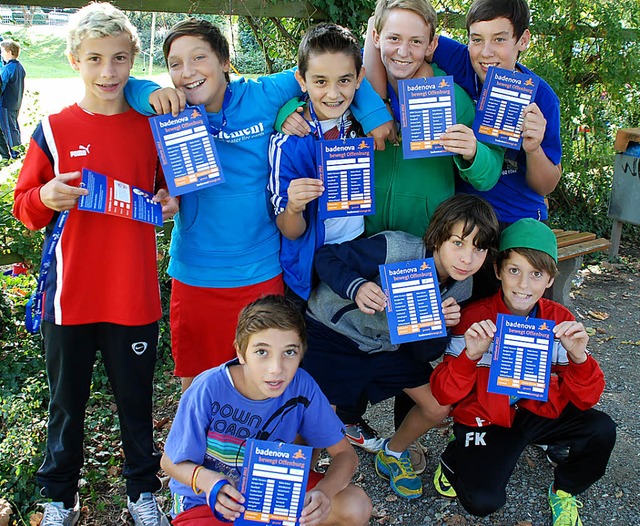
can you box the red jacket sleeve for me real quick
[13,134,56,230]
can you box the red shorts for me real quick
[172,471,324,525]
[170,275,284,377]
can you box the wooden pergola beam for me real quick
[0,0,327,19]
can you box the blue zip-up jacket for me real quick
[1,58,25,110]
[433,36,562,223]
[268,111,364,300]
[125,73,391,287]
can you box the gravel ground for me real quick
[350,247,640,526]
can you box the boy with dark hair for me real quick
[430,219,616,525]
[127,17,392,392]
[432,0,562,226]
[268,23,368,303]
[12,3,173,525]
[0,38,24,158]
[161,295,372,526]
[302,194,500,499]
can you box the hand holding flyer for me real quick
[398,76,456,159]
[236,439,312,526]
[472,66,540,150]
[77,169,162,226]
[487,313,555,401]
[149,105,225,196]
[379,257,447,344]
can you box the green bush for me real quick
[0,182,176,519]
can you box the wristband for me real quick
[208,478,233,523]
[191,465,204,495]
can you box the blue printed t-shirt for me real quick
[164,359,345,515]
[433,36,562,223]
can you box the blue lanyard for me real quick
[25,210,69,333]
[208,85,232,137]
[308,101,346,140]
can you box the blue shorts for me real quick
[302,316,433,407]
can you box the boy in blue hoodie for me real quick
[126,18,393,392]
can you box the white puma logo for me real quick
[70,144,91,157]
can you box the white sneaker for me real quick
[344,419,387,453]
[127,493,170,526]
[40,495,80,526]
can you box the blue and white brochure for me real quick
[149,105,224,196]
[379,257,447,344]
[237,439,312,526]
[316,137,375,220]
[77,168,162,226]
[473,66,540,150]
[398,76,456,159]
[487,314,555,401]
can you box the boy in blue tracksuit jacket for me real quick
[268,23,372,303]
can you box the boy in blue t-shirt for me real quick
[268,23,369,304]
[161,295,372,526]
[432,0,562,225]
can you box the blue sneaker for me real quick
[374,440,422,499]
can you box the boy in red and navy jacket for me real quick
[430,219,616,526]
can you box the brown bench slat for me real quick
[557,238,611,261]
[555,232,596,248]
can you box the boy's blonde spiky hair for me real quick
[66,2,141,59]
[373,0,438,38]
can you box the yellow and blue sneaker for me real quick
[374,440,422,499]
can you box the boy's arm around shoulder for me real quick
[124,77,186,116]
[314,233,389,300]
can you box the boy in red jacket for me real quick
[430,219,616,526]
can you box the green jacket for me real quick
[365,65,504,238]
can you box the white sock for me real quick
[384,441,402,459]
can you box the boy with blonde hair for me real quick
[13,3,174,524]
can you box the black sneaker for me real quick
[534,444,570,467]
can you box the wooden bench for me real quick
[551,229,611,306]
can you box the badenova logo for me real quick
[255,446,290,458]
